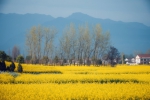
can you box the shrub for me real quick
[0,51,7,61]
[17,63,23,73]
[0,61,6,71]
[9,61,16,72]
[6,55,12,62]
[6,66,10,71]
[16,55,24,63]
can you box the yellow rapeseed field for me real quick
[0,62,150,100]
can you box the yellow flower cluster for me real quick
[0,83,150,100]
[0,63,150,99]
[0,73,14,83]
[0,73,148,84]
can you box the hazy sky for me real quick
[0,0,150,26]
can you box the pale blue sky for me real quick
[0,0,150,26]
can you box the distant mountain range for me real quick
[0,12,150,55]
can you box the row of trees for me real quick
[26,25,57,64]
[59,24,110,62]
[26,23,120,66]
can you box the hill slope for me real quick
[0,12,150,54]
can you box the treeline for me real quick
[25,23,120,66]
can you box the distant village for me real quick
[125,54,150,65]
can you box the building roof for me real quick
[137,54,150,58]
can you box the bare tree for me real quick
[82,24,92,65]
[26,25,57,64]
[36,25,43,63]
[69,24,77,60]
[97,31,110,58]
[25,23,111,65]
[59,31,71,60]
[26,29,33,63]
[60,23,76,60]
[92,24,103,65]
[92,24,110,65]
[26,26,39,64]
[12,45,20,61]
[31,26,38,64]
[43,27,57,59]
[77,25,84,62]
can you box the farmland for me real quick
[0,63,150,100]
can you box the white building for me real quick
[135,54,150,64]
[125,58,136,65]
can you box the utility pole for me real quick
[121,53,124,64]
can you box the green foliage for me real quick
[6,66,10,71]
[10,61,16,72]
[95,59,102,66]
[6,62,15,72]
[0,51,7,61]
[17,63,23,73]
[6,55,12,62]
[16,55,24,63]
[107,46,120,67]
[0,61,6,71]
